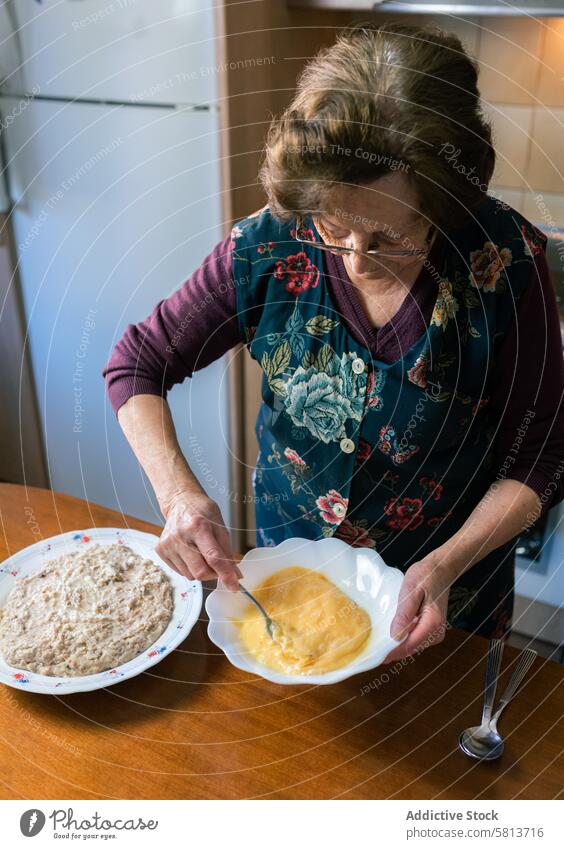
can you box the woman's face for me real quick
[315,173,434,282]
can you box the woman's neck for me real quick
[344,261,425,329]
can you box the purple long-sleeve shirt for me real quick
[103,229,564,513]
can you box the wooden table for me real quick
[0,483,562,800]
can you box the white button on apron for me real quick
[352,358,365,374]
[332,503,347,518]
[340,437,355,454]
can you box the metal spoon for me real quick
[459,638,504,759]
[459,645,537,761]
[239,583,279,641]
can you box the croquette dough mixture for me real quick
[238,566,372,675]
[0,543,173,677]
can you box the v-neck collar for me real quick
[322,233,447,362]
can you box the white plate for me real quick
[206,536,405,685]
[0,527,202,694]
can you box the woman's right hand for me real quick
[155,491,242,591]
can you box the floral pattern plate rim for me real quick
[0,527,202,695]
[206,536,405,685]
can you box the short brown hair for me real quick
[259,21,495,233]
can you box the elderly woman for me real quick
[103,22,563,660]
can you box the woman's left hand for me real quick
[383,551,459,662]
[382,479,542,663]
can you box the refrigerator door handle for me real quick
[0,126,12,213]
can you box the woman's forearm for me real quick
[386,478,542,657]
[117,393,204,516]
[117,394,240,588]
[437,478,541,580]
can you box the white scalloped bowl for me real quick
[206,536,405,685]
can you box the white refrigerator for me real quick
[0,0,232,527]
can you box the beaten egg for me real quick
[237,566,372,675]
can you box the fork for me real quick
[239,583,279,641]
[459,640,537,760]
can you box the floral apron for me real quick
[231,198,546,638]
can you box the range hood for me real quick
[288,0,564,15]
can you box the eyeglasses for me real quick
[294,215,435,260]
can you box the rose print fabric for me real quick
[231,198,547,639]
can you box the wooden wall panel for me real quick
[0,213,47,488]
